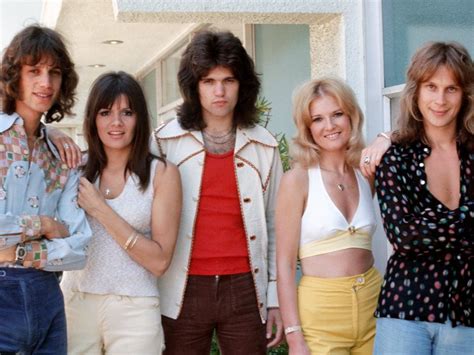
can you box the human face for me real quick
[417,65,462,132]
[198,66,239,126]
[16,56,62,122]
[96,95,137,154]
[309,95,352,154]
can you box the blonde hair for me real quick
[291,77,365,168]
[395,41,473,148]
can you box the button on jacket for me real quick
[151,118,283,322]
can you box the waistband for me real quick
[0,267,54,280]
[299,266,381,291]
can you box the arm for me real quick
[276,168,310,355]
[78,161,182,276]
[360,132,392,179]
[265,148,284,347]
[46,126,82,169]
[376,152,466,255]
[0,169,91,269]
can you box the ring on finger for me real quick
[64,143,71,149]
[363,156,370,165]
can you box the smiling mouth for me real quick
[34,93,53,99]
[324,132,341,139]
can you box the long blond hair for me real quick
[291,77,365,168]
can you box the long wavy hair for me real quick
[82,71,162,191]
[1,25,78,122]
[394,41,474,150]
[176,30,260,130]
[291,77,365,168]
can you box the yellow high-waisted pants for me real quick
[298,266,382,355]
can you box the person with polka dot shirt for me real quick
[373,41,474,354]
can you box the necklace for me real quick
[202,129,236,145]
[319,165,348,192]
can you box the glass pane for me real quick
[383,0,474,87]
[162,44,186,106]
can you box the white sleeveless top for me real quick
[299,166,377,259]
[61,160,159,297]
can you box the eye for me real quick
[311,116,323,122]
[225,78,237,84]
[29,68,40,74]
[98,109,110,117]
[333,111,344,118]
[201,79,213,84]
[50,68,62,76]
[426,83,436,90]
[447,86,458,93]
[122,109,134,117]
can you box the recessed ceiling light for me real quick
[102,40,123,45]
[87,64,106,68]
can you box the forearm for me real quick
[93,205,171,276]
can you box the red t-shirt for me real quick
[189,150,250,275]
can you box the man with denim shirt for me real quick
[0,25,91,354]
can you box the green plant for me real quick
[256,97,291,172]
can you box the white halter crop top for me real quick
[299,166,377,259]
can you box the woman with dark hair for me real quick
[60,71,182,354]
[276,77,382,354]
[373,42,474,354]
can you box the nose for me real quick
[434,90,447,105]
[324,117,336,130]
[214,82,225,96]
[110,112,124,126]
[39,72,52,88]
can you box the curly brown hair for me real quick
[176,30,260,131]
[394,41,473,149]
[1,25,78,122]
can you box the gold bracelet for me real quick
[377,132,391,141]
[128,233,140,250]
[123,232,137,250]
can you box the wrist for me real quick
[0,245,16,263]
[377,132,391,142]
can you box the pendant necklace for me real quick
[320,165,348,192]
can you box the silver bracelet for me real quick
[284,325,302,335]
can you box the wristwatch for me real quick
[15,243,27,266]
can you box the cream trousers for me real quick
[63,289,164,355]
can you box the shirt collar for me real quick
[0,112,61,160]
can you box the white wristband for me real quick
[284,325,302,335]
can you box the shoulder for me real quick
[152,158,180,187]
[154,118,189,140]
[240,124,278,148]
[280,165,308,193]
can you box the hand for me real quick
[40,216,69,239]
[288,339,311,355]
[0,245,16,263]
[78,177,107,218]
[266,308,283,348]
[360,134,391,179]
[48,127,82,169]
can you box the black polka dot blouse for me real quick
[375,140,473,327]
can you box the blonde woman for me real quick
[276,78,382,354]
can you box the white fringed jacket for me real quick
[151,118,282,322]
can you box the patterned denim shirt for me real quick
[0,112,91,271]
